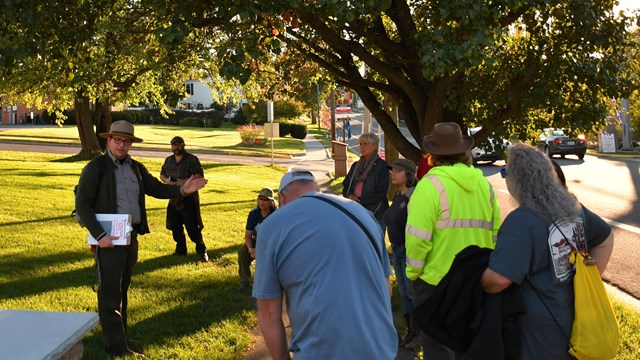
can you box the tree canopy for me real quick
[168,0,637,160]
[0,0,202,155]
[1,1,637,160]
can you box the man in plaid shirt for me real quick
[160,136,209,262]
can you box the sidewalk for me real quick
[243,134,417,360]
[283,133,334,188]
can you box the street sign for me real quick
[601,133,616,153]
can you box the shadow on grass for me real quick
[51,153,98,163]
[0,249,94,300]
[130,280,255,347]
[0,214,76,227]
[4,169,80,178]
[201,162,247,171]
[134,243,240,275]
[80,244,255,359]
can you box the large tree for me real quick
[162,0,636,161]
[0,0,201,156]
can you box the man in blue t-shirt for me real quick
[253,170,397,359]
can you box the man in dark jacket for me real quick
[160,136,208,262]
[342,132,389,231]
[75,121,207,357]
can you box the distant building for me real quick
[180,79,215,110]
[1,96,44,125]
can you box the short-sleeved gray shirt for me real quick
[488,206,611,360]
[253,192,396,359]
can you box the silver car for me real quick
[538,129,587,160]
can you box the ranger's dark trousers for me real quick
[96,231,138,355]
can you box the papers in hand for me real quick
[87,214,133,246]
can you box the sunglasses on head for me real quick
[500,167,507,178]
[291,170,313,178]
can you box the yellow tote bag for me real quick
[568,251,620,360]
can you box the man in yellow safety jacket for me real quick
[405,122,501,360]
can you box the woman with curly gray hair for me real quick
[481,143,614,360]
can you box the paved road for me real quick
[334,116,640,303]
[0,135,336,180]
[480,156,640,302]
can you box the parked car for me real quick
[468,127,511,165]
[537,128,587,160]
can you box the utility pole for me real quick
[316,83,321,131]
[267,101,275,165]
[330,89,336,142]
[621,98,633,151]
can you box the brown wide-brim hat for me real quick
[422,122,473,155]
[99,120,144,143]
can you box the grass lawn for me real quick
[0,123,306,157]
[0,150,286,359]
[0,128,639,359]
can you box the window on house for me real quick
[185,83,194,95]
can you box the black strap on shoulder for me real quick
[308,195,383,265]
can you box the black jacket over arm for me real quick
[414,245,523,359]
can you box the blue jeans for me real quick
[392,243,414,314]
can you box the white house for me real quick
[180,79,215,110]
[179,78,247,111]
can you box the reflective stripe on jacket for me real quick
[405,163,501,285]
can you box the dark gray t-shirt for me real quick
[488,206,611,360]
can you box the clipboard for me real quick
[87,214,133,246]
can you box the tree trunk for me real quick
[75,96,102,158]
[94,99,112,151]
[384,97,399,201]
[310,109,317,125]
[351,83,422,163]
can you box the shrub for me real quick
[179,117,203,127]
[242,101,266,124]
[277,122,291,137]
[272,119,307,139]
[289,123,307,139]
[275,99,305,119]
[242,99,306,124]
[237,124,264,145]
[111,111,134,122]
[209,110,225,128]
[210,102,225,111]
[231,106,248,125]
[42,110,56,124]
[63,109,77,125]
[137,110,152,124]
[142,108,161,124]
[127,110,141,123]
[44,109,92,125]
